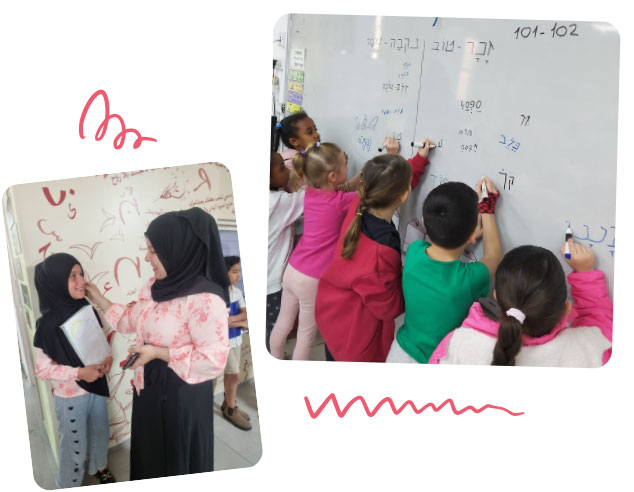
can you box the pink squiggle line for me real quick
[304,394,524,418]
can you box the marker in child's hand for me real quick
[480,176,489,201]
[410,141,436,149]
[377,141,386,152]
[564,226,573,259]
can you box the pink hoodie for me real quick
[429,270,612,367]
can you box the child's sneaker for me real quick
[222,404,252,430]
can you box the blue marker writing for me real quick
[564,226,573,259]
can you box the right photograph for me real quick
[268,14,617,366]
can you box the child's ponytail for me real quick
[342,187,367,259]
[341,154,411,260]
[491,245,568,366]
[492,314,523,366]
[291,143,311,184]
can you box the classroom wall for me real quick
[272,14,290,123]
[5,162,253,459]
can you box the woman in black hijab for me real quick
[85,207,230,480]
[33,253,115,487]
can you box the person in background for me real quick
[221,255,251,430]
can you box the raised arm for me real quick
[476,177,502,277]
[561,240,612,341]
[85,281,138,334]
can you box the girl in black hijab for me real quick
[33,253,115,486]
[85,207,230,480]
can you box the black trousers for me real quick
[130,359,214,480]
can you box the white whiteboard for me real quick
[288,14,618,295]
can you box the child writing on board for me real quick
[386,177,502,364]
[314,138,435,362]
[268,150,305,352]
[269,141,361,360]
[428,241,612,366]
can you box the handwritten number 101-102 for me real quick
[514,23,579,39]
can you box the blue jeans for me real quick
[54,393,109,488]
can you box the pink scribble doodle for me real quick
[193,168,211,192]
[304,394,524,418]
[114,257,141,286]
[70,242,102,260]
[79,89,157,150]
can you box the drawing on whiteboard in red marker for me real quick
[37,219,63,242]
[119,198,140,225]
[114,257,142,286]
[70,242,102,260]
[193,168,211,192]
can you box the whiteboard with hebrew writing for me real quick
[288,14,618,295]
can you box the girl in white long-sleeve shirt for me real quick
[268,151,305,351]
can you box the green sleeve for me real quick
[469,261,491,299]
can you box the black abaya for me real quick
[130,360,214,479]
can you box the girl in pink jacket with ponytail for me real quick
[430,239,612,367]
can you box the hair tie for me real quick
[356,211,363,217]
[315,142,321,148]
[505,308,526,324]
[300,151,306,156]
[276,123,282,129]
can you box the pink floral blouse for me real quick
[35,348,87,398]
[105,279,229,394]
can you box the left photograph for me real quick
[4,162,262,488]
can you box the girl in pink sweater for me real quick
[269,141,359,360]
[429,240,612,367]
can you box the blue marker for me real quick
[564,226,573,259]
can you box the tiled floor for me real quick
[23,377,261,489]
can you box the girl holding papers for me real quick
[33,253,115,487]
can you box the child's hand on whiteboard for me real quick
[561,239,595,273]
[476,176,498,201]
[384,137,400,154]
[417,138,435,159]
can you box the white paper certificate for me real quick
[60,306,110,366]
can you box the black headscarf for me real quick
[33,253,109,397]
[145,207,230,305]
